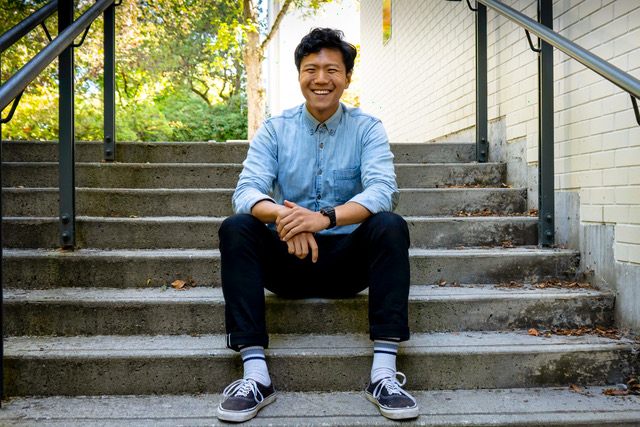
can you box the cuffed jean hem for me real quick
[370,325,411,342]
[226,332,269,351]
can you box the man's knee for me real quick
[366,212,410,246]
[219,214,259,238]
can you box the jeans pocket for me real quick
[333,167,362,204]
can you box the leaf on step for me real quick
[187,277,197,287]
[604,388,628,396]
[171,279,186,290]
[439,281,447,287]
[496,281,523,288]
[160,284,167,292]
[129,215,140,218]
[528,328,539,336]
[569,384,584,392]
[502,241,517,248]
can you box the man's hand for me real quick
[276,200,330,241]
[285,232,319,263]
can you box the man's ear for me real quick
[345,71,352,88]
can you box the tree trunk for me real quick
[244,0,265,139]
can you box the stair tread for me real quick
[5,331,631,356]
[1,387,639,426]
[4,284,611,303]
[4,246,577,255]
[2,215,538,222]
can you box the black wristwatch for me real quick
[319,206,337,229]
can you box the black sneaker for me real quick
[217,378,276,422]
[365,372,419,420]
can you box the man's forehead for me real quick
[300,48,345,68]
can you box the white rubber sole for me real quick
[365,392,419,420]
[216,393,276,423]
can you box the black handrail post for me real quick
[59,0,76,249]
[103,3,116,161]
[476,1,489,162]
[1,54,4,408]
[538,0,554,246]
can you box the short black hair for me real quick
[294,28,357,75]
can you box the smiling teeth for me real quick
[314,90,330,94]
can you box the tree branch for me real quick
[190,78,212,107]
[260,0,294,52]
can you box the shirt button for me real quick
[318,169,322,174]
[319,143,324,148]
[317,195,321,199]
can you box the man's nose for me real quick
[314,69,329,84]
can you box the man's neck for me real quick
[306,104,339,123]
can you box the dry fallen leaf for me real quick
[569,384,583,392]
[604,388,628,396]
[171,280,186,290]
[187,277,196,287]
[528,328,540,336]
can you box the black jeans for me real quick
[219,212,411,351]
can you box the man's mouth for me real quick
[312,90,332,95]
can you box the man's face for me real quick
[298,48,352,123]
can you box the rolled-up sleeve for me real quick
[232,122,278,214]
[349,120,399,213]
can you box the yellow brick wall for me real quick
[361,0,640,265]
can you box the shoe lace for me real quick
[222,379,264,404]
[372,372,416,404]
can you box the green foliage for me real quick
[164,94,248,142]
[1,0,248,142]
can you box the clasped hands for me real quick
[275,200,331,263]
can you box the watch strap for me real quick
[320,206,337,229]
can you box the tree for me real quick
[243,0,334,139]
[1,0,248,142]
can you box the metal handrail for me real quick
[479,0,640,101]
[0,0,115,111]
[0,0,58,54]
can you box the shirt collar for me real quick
[303,103,343,135]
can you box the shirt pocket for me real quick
[333,167,362,204]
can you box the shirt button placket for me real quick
[316,128,327,206]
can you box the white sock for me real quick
[371,338,399,383]
[240,346,271,386]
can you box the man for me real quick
[217,27,418,422]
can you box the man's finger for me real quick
[283,200,299,209]
[286,239,295,255]
[309,236,319,263]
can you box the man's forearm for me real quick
[251,200,288,223]
[335,202,371,227]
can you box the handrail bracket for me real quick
[525,29,541,53]
[466,0,478,12]
[0,91,24,124]
[631,96,640,127]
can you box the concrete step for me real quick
[4,331,636,395]
[2,161,506,189]
[2,247,579,289]
[1,215,538,249]
[2,387,639,426]
[2,187,528,217]
[1,141,476,163]
[3,285,613,336]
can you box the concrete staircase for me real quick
[2,140,639,425]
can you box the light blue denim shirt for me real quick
[232,102,399,235]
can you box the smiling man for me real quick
[216,28,418,422]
